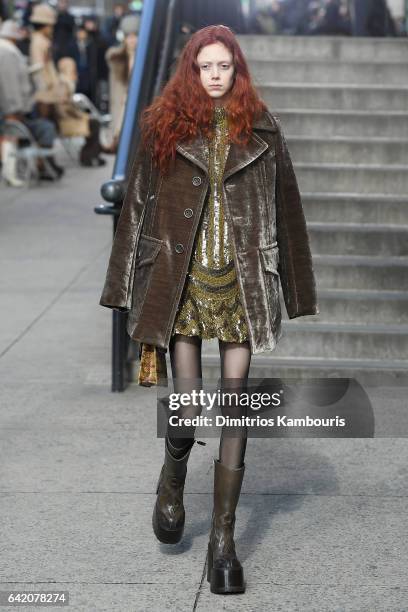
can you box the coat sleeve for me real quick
[273,114,320,319]
[0,51,27,115]
[99,140,153,311]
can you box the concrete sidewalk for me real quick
[0,157,407,612]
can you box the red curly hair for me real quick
[139,24,268,175]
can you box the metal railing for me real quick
[95,0,180,391]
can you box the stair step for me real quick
[238,35,408,379]
[288,137,408,165]
[198,349,408,385]
[276,109,408,138]
[304,289,408,324]
[259,83,408,112]
[313,254,408,290]
[163,356,408,385]
[309,222,408,256]
[250,59,408,85]
[174,323,408,361]
[270,321,408,361]
[237,34,408,63]
[301,193,408,224]
[295,163,408,195]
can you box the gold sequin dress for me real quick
[171,106,249,342]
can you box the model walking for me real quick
[100,25,319,594]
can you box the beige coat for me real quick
[105,44,131,143]
[29,30,89,137]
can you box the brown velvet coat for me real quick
[99,110,319,356]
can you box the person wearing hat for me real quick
[0,19,63,185]
[29,3,106,166]
[104,13,140,153]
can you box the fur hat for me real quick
[30,4,57,26]
[0,19,24,40]
[119,14,140,35]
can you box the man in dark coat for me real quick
[349,0,396,36]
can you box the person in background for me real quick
[179,0,246,34]
[81,15,109,109]
[0,19,63,185]
[250,1,286,34]
[104,13,139,153]
[0,0,9,21]
[22,0,37,28]
[15,23,31,56]
[101,2,127,48]
[349,0,396,36]
[68,19,99,105]
[29,3,105,167]
[310,0,351,35]
[249,0,314,35]
[53,0,75,63]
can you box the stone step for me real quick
[250,59,408,86]
[272,321,408,361]
[277,109,408,138]
[198,321,408,363]
[288,137,408,165]
[295,163,408,195]
[232,34,408,381]
[237,34,408,63]
[259,83,408,112]
[199,353,408,386]
[313,254,408,290]
[309,222,408,256]
[305,288,408,324]
[301,193,408,225]
[160,351,408,385]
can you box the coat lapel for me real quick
[223,131,268,181]
[175,111,277,181]
[175,132,208,175]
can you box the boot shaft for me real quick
[1,140,24,187]
[213,458,245,517]
[163,436,195,480]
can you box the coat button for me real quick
[184,208,193,218]
[175,243,184,253]
[192,176,202,186]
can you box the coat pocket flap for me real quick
[259,242,279,273]
[135,235,163,268]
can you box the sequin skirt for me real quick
[171,258,249,342]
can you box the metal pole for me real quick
[113,0,159,181]
[406,0,408,33]
[108,0,160,390]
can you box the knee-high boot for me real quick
[1,141,24,187]
[207,458,246,594]
[152,436,195,544]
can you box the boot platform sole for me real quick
[207,543,245,594]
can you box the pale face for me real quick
[196,42,235,107]
[125,32,138,54]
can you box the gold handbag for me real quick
[138,343,168,387]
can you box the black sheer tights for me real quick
[166,334,251,469]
